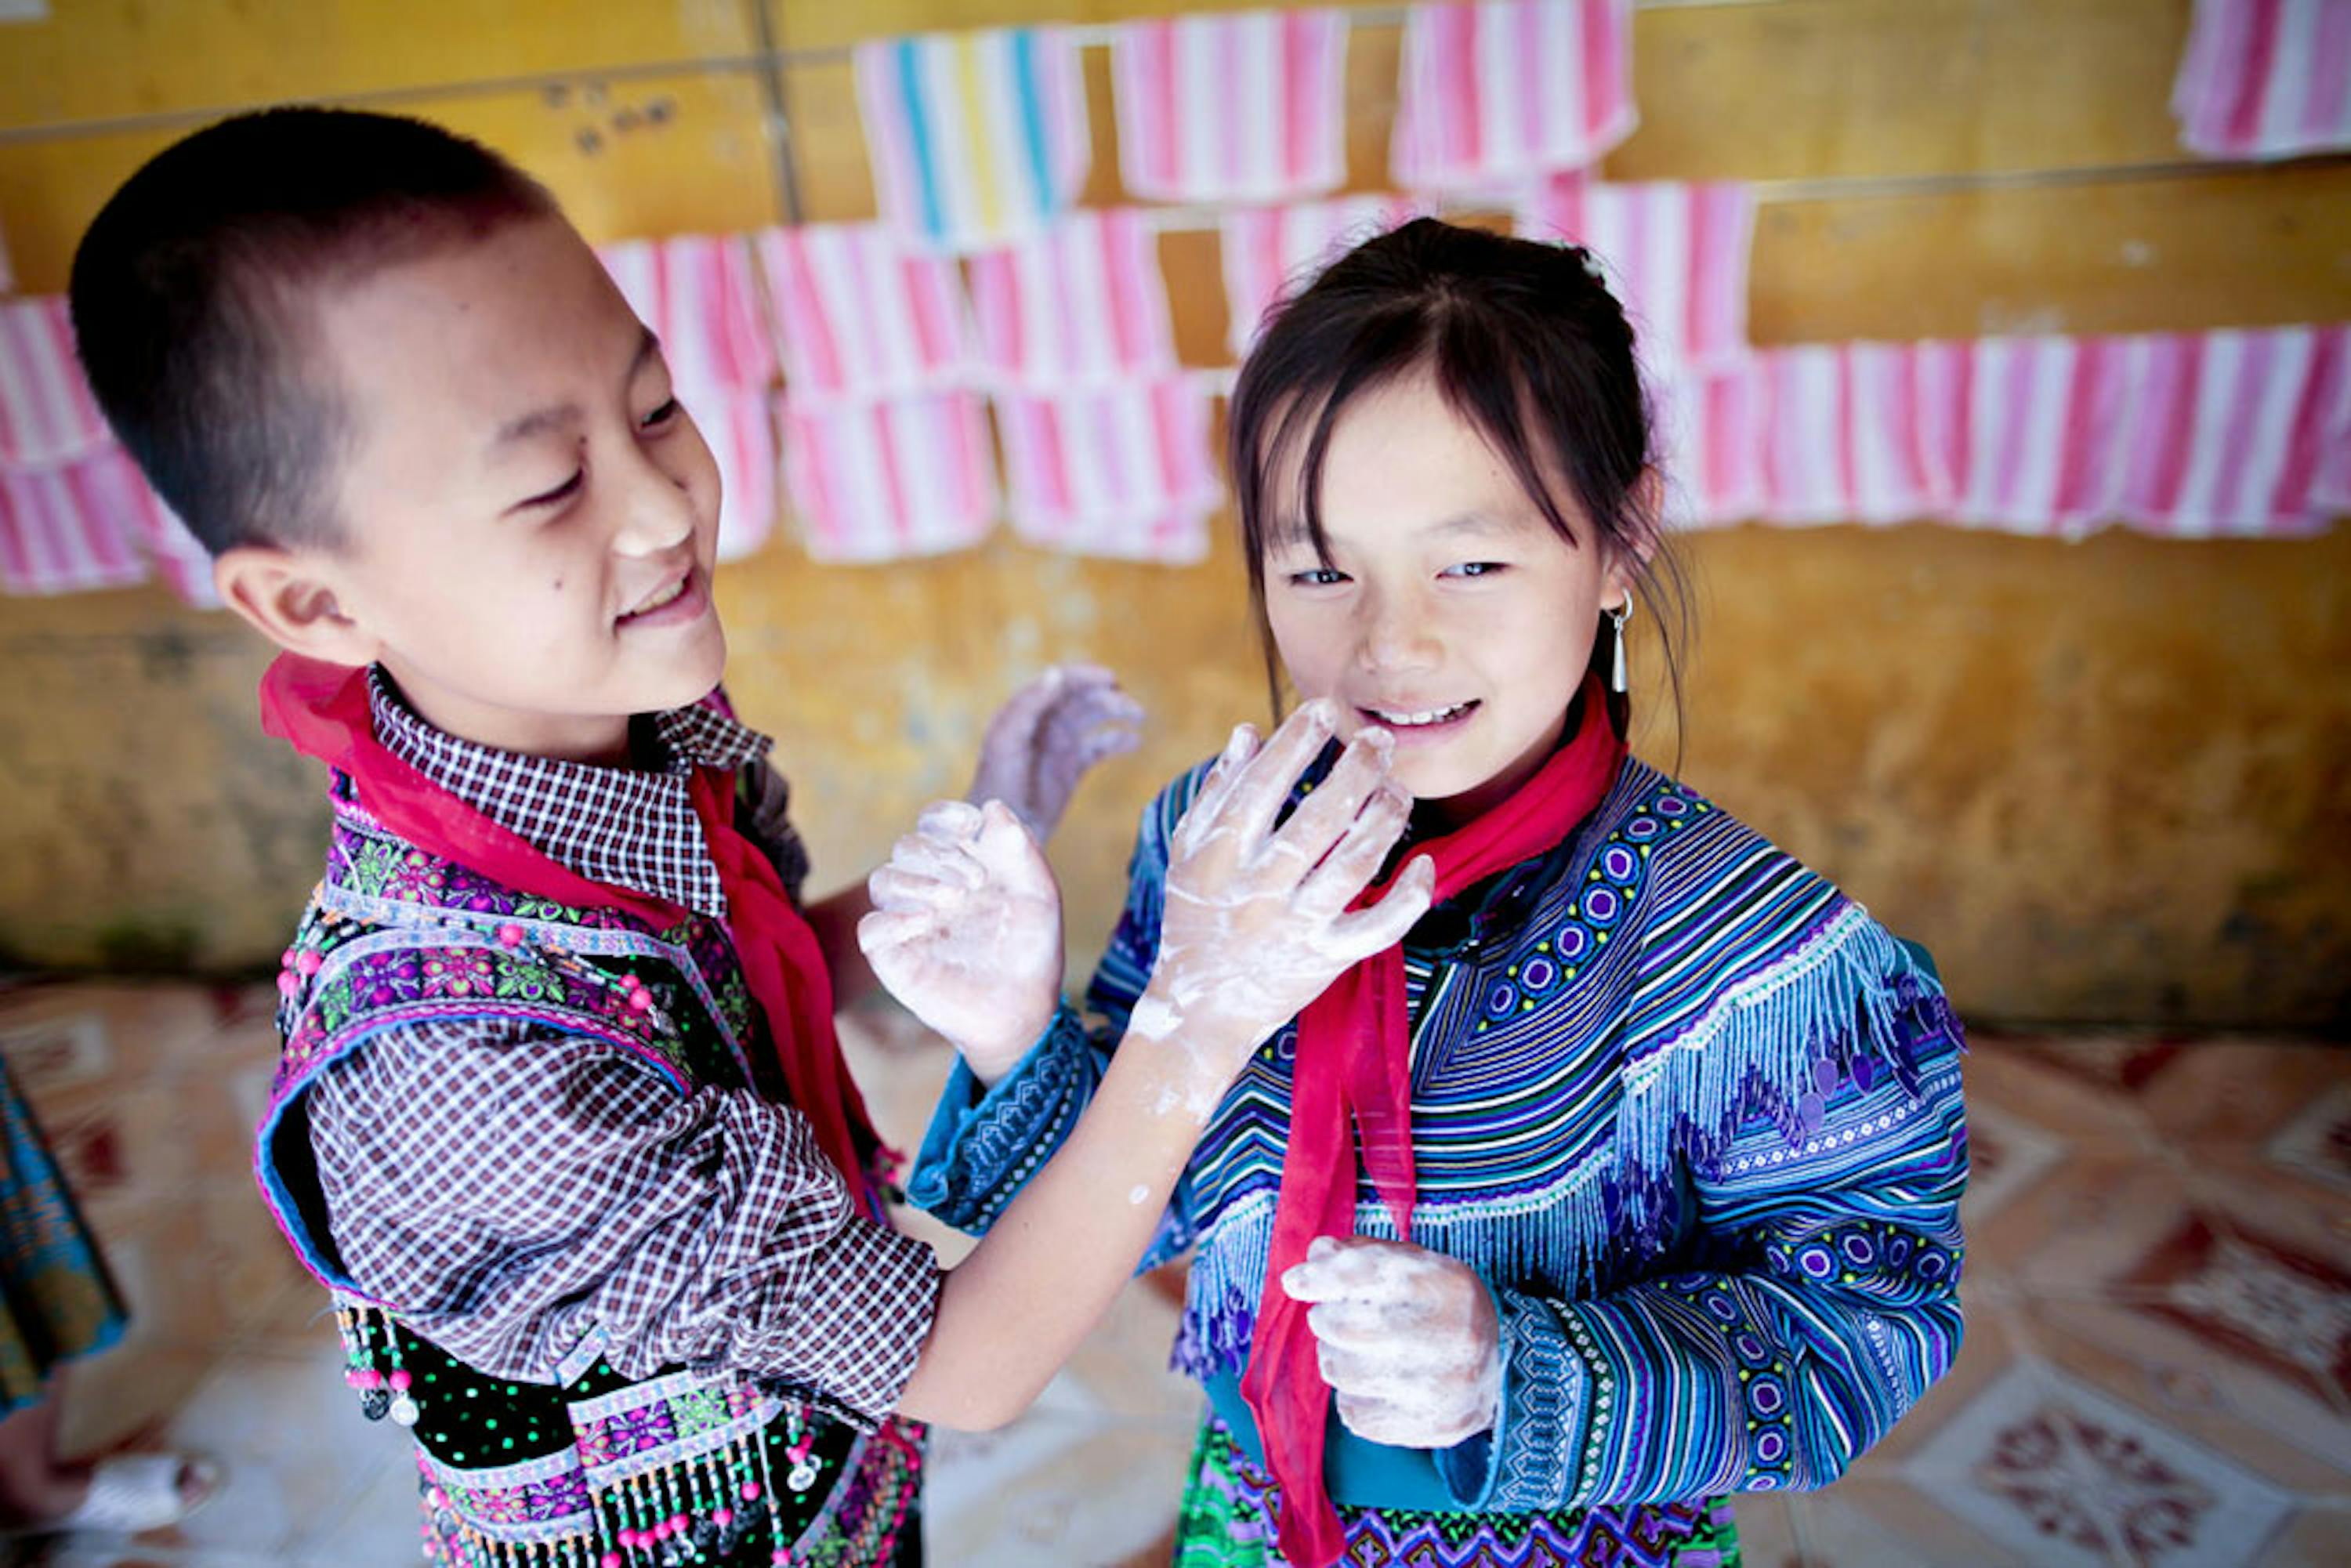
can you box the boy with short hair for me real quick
[70,108,1429,1565]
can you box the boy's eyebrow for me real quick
[490,328,663,448]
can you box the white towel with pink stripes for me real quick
[597,235,780,561]
[1743,328,2351,538]
[781,389,998,563]
[2172,0,2351,159]
[755,223,976,402]
[1512,176,1754,372]
[1391,0,1637,190]
[995,377,1223,562]
[967,208,1178,388]
[1111,8,1352,204]
[0,298,112,469]
[1218,194,1433,358]
[0,444,217,603]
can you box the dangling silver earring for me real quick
[1608,599,1633,694]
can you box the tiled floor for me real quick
[0,980,2345,1567]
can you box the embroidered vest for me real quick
[255,779,922,1568]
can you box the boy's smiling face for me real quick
[226,213,726,762]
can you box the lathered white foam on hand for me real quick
[857,797,1064,1082]
[1282,1234,1502,1450]
[1128,700,1435,1123]
[967,664,1145,842]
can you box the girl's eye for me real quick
[639,397,680,430]
[522,469,584,509]
[1288,567,1349,588]
[1444,561,1508,579]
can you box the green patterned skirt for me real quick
[1173,1418,1741,1568]
[0,1054,126,1417]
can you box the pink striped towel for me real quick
[1391,0,1637,190]
[1649,358,1762,530]
[597,234,777,395]
[1,448,153,596]
[2172,0,2351,159]
[685,386,780,563]
[1111,9,1351,205]
[1218,194,1433,359]
[1754,328,2351,538]
[967,208,1177,389]
[1514,176,1755,371]
[755,223,976,403]
[0,296,114,469]
[1755,342,1951,527]
[781,389,998,563]
[994,377,1223,563]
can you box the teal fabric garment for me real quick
[913,757,1969,1517]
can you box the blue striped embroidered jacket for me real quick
[912,755,1967,1512]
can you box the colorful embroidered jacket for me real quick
[256,772,926,1568]
[915,757,1967,1517]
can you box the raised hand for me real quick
[1128,700,1436,1118]
[857,798,1063,1083]
[967,665,1145,842]
[1282,1235,1502,1449]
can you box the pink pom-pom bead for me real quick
[628,988,654,1012]
[740,1481,761,1502]
[617,1528,639,1549]
[668,1513,687,1534]
[389,1369,411,1391]
[713,1508,734,1528]
[498,923,526,947]
[600,1555,623,1568]
[296,949,323,976]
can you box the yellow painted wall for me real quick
[1,0,2346,1027]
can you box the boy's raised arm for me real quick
[873,701,1434,1430]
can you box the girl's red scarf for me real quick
[259,654,876,1200]
[1240,679,1625,1567]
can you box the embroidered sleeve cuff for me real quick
[906,1001,1092,1232]
[1443,1285,1592,1513]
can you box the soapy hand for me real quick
[1127,700,1435,1115]
[857,798,1063,1081]
[1282,1235,1502,1450]
[968,665,1145,842]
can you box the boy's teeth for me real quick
[1371,702,1470,727]
[629,579,685,616]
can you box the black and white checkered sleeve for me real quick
[307,1019,940,1426]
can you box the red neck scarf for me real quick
[259,654,877,1199]
[1240,678,1626,1567]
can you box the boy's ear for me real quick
[214,545,379,668]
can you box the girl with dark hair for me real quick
[911,219,1968,1568]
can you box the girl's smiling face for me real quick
[1262,371,1639,824]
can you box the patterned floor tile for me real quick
[1800,1479,2072,1567]
[1724,1495,1802,1568]
[2133,1041,2350,1150]
[1898,1358,2295,1568]
[926,1373,1194,1567]
[2016,1295,2351,1499]
[1969,1150,2222,1299]
[2253,1504,2351,1567]
[2265,1081,2351,1198]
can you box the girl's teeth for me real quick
[1372,703,1469,726]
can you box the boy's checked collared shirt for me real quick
[301,671,939,1427]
